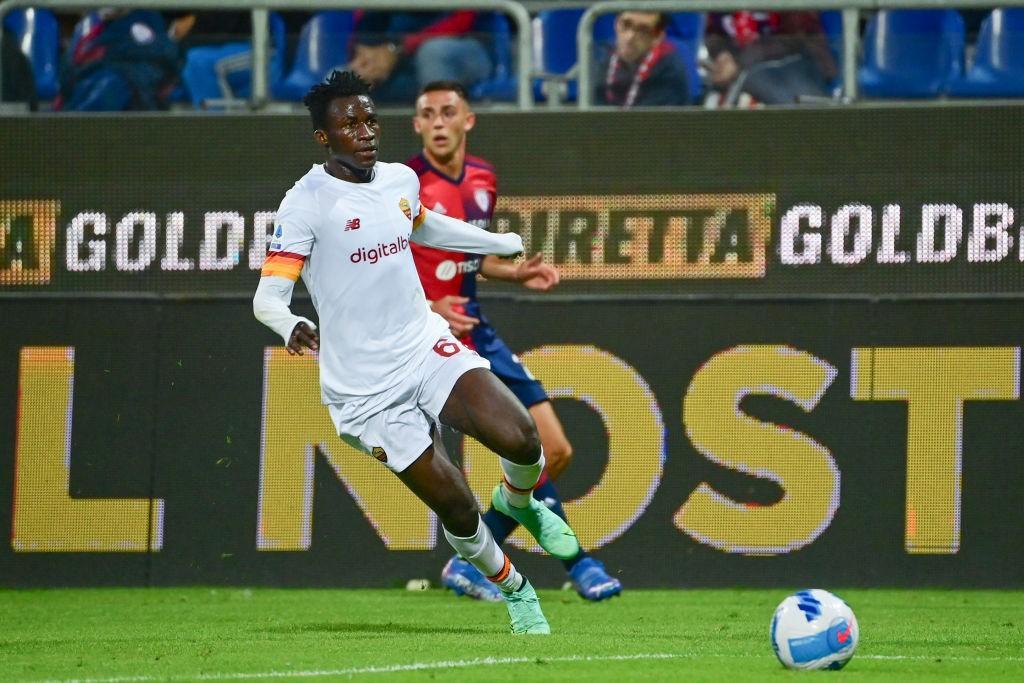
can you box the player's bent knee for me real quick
[502,421,542,465]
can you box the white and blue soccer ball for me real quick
[770,589,859,670]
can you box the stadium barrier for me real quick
[576,0,1024,107]
[1,107,1023,587]
[5,0,1024,109]
[0,0,534,108]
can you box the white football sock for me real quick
[443,516,524,593]
[499,451,545,508]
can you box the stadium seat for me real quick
[666,12,704,59]
[665,12,705,102]
[947,9,1024,97]
[274,11,354,101]
[181,12,287,107]
[532,8,615,104]
[819,10,843,93]
[2,8,59,99]
[469,12,517,103]
[858,9,965,98]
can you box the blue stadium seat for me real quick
[665,12,705,102]
[274,11,354,101]
[948,9,1024,97]
[3,8,59,99]
[858,9,965,98]
[666,12,704,57]
[182,12,287,107]
[533,8,615,103]
[469,12,517,103]
[819,10,843,92]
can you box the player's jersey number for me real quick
[433,339,461,357]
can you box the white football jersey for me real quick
[265,162,449,405]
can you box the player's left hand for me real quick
[515,253,560,291]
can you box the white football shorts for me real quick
[327,334,490,472]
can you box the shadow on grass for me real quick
[265,622,487,636]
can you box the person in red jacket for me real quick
[409,81,623,602]
[705,11,837,106]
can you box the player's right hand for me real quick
[287,322,319,356]
[431,296,480,337]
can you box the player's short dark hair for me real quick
[303,70,373,130]
[419,80,471,105]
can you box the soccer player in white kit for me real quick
[253,71,579,635]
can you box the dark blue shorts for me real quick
[469,323,548,409]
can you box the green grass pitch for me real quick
[2,588,1022,681]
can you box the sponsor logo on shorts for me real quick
[371,447,387,463]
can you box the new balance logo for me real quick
[345,218,361,231]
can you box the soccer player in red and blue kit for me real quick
[409,81,622,602]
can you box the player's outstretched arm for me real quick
[253,276,319,355]
[411,207,523,256]
[480,253,560,292]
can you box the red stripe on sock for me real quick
[503,477,534,494]
[537,471,550,487]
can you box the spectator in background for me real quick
[350,11,492,104]
[594,11,690,107]
[705,11,837,106]
[56,9,180,111]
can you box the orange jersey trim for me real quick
[412,205,427,230]
[261,251,306,281]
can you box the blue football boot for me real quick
[441,556,503,602]
[569,557,623,601]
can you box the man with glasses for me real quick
[595,11,691,107]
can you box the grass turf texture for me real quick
[1,588,1022,682]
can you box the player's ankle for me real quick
[501,482,532,508]
[495,572,525,594]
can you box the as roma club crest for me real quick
[399,198,412,221]
[371,446,388,463]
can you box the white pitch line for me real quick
[43,654,680,683]
[41,651,1024,683]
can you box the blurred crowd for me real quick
[1,6,1018,111]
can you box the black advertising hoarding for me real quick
[1,299,1023,587]
[3,106,1024,296]
[2,107,1023,587]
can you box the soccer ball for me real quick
[770,589,858,670]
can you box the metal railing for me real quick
[3,0,1023,110]
[577,0,1024,109]
[0,0,534,108]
